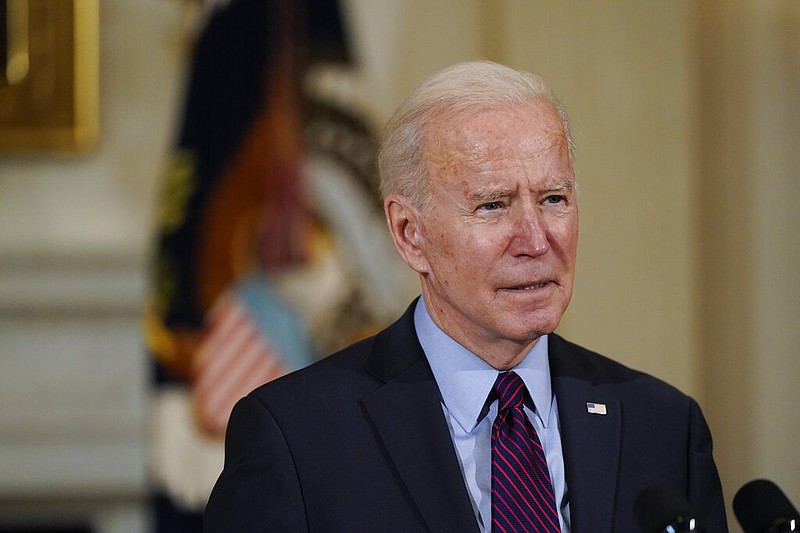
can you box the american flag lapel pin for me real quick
[586,402,607,415]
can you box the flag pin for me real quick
[586,402,607,415]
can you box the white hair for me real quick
[378,60,574,209]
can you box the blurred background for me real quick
[0,1,797,532]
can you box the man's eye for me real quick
[480,202,503,211]
[545,195,565,204]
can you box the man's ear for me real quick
[384,194,430,274]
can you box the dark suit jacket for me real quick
[204,302,728,532]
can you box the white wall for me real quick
[0,1,185,530]
[696,1,800,525]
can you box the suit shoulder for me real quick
[248,333,378,405]
[549,333,692,404]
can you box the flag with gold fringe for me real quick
[144,0,407,529]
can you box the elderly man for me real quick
[204,60,727,532]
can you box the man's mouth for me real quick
[502,281,551,291]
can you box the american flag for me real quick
[586,402,608,415]
[191,291,287,436]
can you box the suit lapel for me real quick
[357,308,625,532]
[360,303,480,533]
[550,335,621,533]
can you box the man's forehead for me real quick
[423,104,570,173]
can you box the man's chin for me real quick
[511,313,563,342]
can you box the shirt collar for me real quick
[414,296,554,433]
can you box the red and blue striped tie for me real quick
[491,371,561,533]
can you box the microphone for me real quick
[733,479,799,533]
[634,483,705,532]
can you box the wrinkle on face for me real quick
[408,101,578,367]
[425,107,571,196]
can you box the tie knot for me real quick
[493,371,526,411]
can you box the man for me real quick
[204,60,727,532]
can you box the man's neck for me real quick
[418,292,542,370]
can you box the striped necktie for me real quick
[491,371,561,533]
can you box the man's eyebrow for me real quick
[467,187,513,204]
[466,180,576,202]
[541,180,576,194]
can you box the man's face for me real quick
[399,101,578,366]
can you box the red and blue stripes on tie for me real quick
[491,371,561,533]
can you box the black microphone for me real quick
[634,483,706,532]
[733,479,799,533]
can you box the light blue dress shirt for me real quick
[414,297,571,532]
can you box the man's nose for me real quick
[508,204,550,257]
